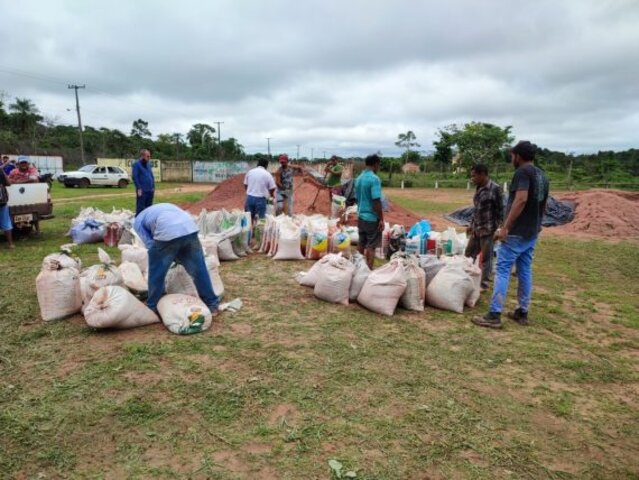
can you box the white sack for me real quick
[297,254,338,287]
[357,259,407,316]
[165,264,199,297]
[217,238,239,261]
[79,253,124,311]
[349,252,370,301]
[84,286,159,329]
[118,261,148,294]
[314,254,355,305]
[418,255,447,285]
[42,252,81,271]
[158,294,213,335]
[36,266,82,321]
[399,256,426,312]
[426,264,475,313]
[273,219,304,260]
[206,256,224,299]
[119,244,148,275]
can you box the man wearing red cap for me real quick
[275,154,302,216]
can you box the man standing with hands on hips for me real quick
[355,154,384,270]
[472,141,549,329]
[133,149,155,215]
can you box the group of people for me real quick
[152,141,547,330]
[2,143,548,330]
[0,155,45,249]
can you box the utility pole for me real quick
[323,151,326,160]
[214,121,224,143]
[296,144,300,160]
[68,84,86,165]
[311,148,314,162]
[266,137,271,157]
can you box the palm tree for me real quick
[9,97,42,139]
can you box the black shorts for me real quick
[358,219,381,249]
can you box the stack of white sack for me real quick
[36,248,83,321]
[79,248,124,312]
[194,209,252,260]
[297,249,483,316]
[425,255,481,313]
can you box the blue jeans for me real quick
[489,235,537,314]
[245,195,267,220]
[147,232,219,312]
[136,190,154,216]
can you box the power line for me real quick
[68,84,86,165]
[214,121,224,143]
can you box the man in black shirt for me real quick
[472,141,548,329]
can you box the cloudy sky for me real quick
[1,0,638,157]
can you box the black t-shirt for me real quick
[505,164,548,238]
[0,170,8,186]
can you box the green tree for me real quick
[187,123,216,159]
[219,137,244,159]
[9,97,42,142]
[447,122,514,172]
[433,128,454,172]
[130,118,152,139]
[394,130,420,164]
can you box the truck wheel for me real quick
[80,178,90,188]
[118,179,129,188]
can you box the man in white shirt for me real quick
[244,158,276,222]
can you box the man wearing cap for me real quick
[132,149,155,216]
[275,154,302,216]
[472,141,549,329]
[8,158,39,184]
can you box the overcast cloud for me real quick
[1,0,638,157]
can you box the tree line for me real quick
[1,94,637,183]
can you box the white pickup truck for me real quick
[7,183,53,233]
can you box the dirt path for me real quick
[55,184,215,204]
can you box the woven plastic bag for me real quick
[426,264,475,313]
[79,249,123,311]
[357,258,407,316]
[84,286,159,329]
[314,254,355,305]
[36,254,82,322]
[158,294,213,335]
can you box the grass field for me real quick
[0,186,638,479]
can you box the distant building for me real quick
[401,162,421,174]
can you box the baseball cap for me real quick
[278,154,289,162]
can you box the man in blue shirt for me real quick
[134,203,219,317]
[132,149,155,216]
[355,154,384,269]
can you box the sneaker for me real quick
[480,282,490,292]
[210,309,221,318]
[471,312,503,329]
[507,308,529,326]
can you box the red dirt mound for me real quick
[187,174,422,228]
[554,190,639,240]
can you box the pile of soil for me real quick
[187,174,422,228]
[554,190,639,239]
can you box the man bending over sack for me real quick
[134,203,220,317]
